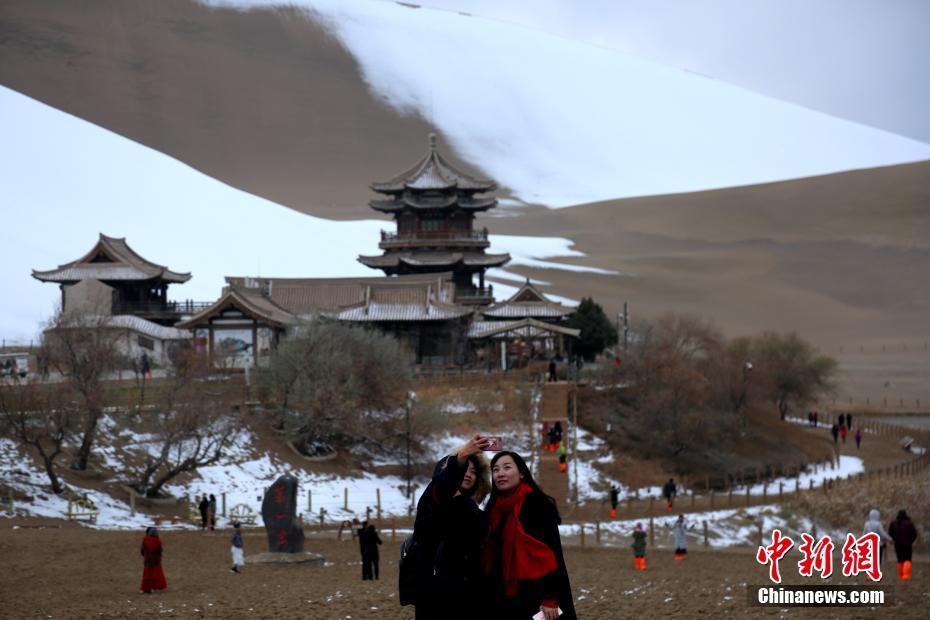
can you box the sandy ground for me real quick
[2,0,929,395]
[0,522,925,619]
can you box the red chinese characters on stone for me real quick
[274,484,286,505]
[276,528,289,548]
[841,532,882,582]
[756,529,795,584]
[797,534,834,579]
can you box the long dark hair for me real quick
[486,451,560,522]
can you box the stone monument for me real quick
[261,474,305,553]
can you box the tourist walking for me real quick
[139,527,167,593]
[208,494,218,530]
[548,358,557,382]
[632,523,647,570]
[553,422,563,452]
[361,523,382,580]
[830,423,839,444]
[230,522,245,573]
[889,510,918,581]
[855,428,862,449]
[838,413,845,428]
[672,515,689,560]
[839,423,848,443]
[609,485,620,519]
[483,451,575,620]
[198,495,209,531]
[863,509,893,565]
[402,435,490,619]
[813,411,818,427]
[662,478,677,512]
[846,413,853,429]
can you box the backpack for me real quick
[398,532,445,606]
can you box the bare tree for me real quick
[750,332,838,419]
[256,319,413,455]
[43,309,125,471]
[132,351,242,498]
[0,377,76,494]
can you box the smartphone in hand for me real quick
[482,436,503,451]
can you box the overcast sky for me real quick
[419,0,930,144]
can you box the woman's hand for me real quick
[539,604,560,620]
[455,435,490,463]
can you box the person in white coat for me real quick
[863,509,893,565]
[672,515,689,560]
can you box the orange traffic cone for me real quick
[902,561,912,581]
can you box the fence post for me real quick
[779,482,783,503]
[376,488,382,521]
[308,490,312,513]
[690,490,695,508]
[809,479,814,491]
[7,489,13,515]
[596,521,601,545]
[344,487,349,512]
[703,520,709,547]
[795,479,799,494]
[746,485,750,507]
[319,507,325,526]
[649,517,655,547]
[67,497,73,519]
[391,517,396,541]
[222,492,227,518]
[579,524,585,548]
[130,490,136,517]
[649,496,654,515]
[728,487,733,507]
[762,483,767,503]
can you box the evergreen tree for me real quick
[567,297,618,361]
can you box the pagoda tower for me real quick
[358,134,510,304]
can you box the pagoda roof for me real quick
[468,318,580,340]
[358,252,511,270]
[370,134,496,193]
[337,285,470,322]
[369,194,497,213]
[483,280,575,319]
[32,234,191,284]
[176,286,294,329]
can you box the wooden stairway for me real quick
[537,382,571,512]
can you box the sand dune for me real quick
[2,0,928,378]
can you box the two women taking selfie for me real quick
[406,436,575,620]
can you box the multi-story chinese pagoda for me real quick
[358,134,510,305]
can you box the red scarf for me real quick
[483,482,558,596]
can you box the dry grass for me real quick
[790,469,930,552]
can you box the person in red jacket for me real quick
[483,451,575,620]
[139,527,167,593]
[889,510,919,581]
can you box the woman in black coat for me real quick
[483,451,575,620]
[407,436,491,619]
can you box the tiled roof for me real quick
[369,194,497,213]
[358,252,511,269]
[106,315,190,340]
[468,318,580,339]
[176,287,294,329]
[33,234,191,283]
[338,302,470,322]
[483,281,574,319]
[370,134,496,193]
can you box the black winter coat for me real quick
[486,492,576,620]
[410,455,488,618]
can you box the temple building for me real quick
[34,137,580,370]
[358,134,510,304]
[32,234,194,326]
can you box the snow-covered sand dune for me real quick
[205,0,930,207]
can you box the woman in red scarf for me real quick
[140,527,167,593]
[483,451,575,620]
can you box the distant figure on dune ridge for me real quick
[632,522,647,571]
[139,527,167,594]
